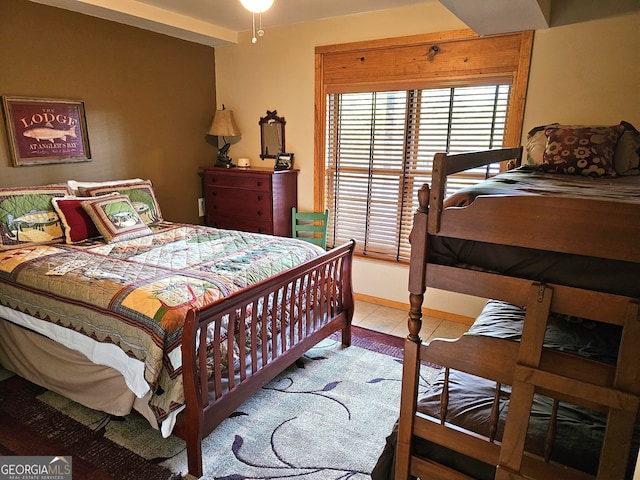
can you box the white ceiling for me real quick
[136,0,430,31]
[28,0,555,47]
[28,0,432,46]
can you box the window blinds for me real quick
[324,84,511,261]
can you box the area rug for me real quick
[0,374,180,480]
[0,326,440,480]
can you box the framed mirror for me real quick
[259,110,285,159]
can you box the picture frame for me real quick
[274,152,295,171]
[1,96,91,166]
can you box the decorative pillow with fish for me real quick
[80,180,163,225]
[81,194,152,243]
[0,185,71,250]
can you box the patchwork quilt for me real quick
[0,222,324,423]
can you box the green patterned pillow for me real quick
[80,180,163,225]
[0,185,70,249]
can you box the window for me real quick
[315,30,533,262]
[324,84,511,261]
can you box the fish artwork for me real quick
[22,122,76,143]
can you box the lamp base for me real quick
[215,154,236,168]
[215,142,236,168]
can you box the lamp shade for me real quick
[240,0,274,13]
[207,109,241,137]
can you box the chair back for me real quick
[292,207,329,249]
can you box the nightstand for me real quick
[201,167,298,236]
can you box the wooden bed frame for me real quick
[174,239,355,477]
[0,239,355,479]
[394,148,640,480]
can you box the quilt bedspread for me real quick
[0,222,324,422]
[444,167,640,208]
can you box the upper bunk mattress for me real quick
[429,169,640,298]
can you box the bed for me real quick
[0,179,355,478]
[371,122,640,479]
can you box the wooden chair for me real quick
[292,207,329,249]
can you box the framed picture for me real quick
[1,96,91,166]
[274,152,295,171]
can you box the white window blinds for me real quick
[324,84,511,261]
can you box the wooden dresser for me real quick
[201,167,298,236]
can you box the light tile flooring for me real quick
[352,299,470,342]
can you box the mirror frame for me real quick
[259,110,286,159]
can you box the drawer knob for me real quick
[256,181,262,187]
[257,195,263,201]
[257,210,262,216]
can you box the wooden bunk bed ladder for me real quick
[495,284,640,480]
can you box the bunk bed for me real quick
[372,122,640,480]
[0,180,355,478]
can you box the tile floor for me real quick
[352,298,470,342]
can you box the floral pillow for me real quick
[0,185,71,250]
[52,197,101,244]
[80,180,162,225]
[540,125,624,177]
[81,194,152,243]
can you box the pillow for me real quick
[81,194,152,243]
[614,121,640,176]
[524,123,559,167]
[0,185,71,250]
[67,178,143,196]
[540,124,624,177]
[80,180,162,225]
[52,197,101,243]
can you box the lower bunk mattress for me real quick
[371,300,639,480]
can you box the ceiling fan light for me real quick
[240,0,274,14]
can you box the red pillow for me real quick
[52,197,101,243]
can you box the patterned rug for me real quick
[0,326,440,480]
[0,375,180,480]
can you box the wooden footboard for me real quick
[176,240,355,478]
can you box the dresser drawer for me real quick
[206,187,273,220]
[204,172,271,191]
[207,215,273,235]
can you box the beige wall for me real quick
[0,0,216,225]
[524,13,639,128]
[215,5,640,318]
